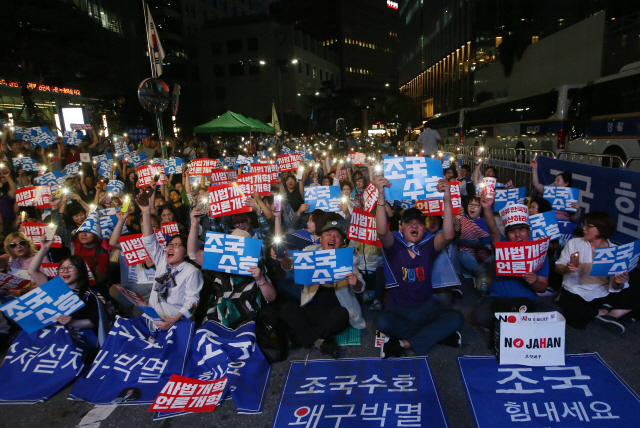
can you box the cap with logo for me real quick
[321,221,346,237]
[401,207,426,224]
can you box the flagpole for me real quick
[142,0,164,143]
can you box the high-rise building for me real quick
[398,0,640,119]
[269,0,400,99]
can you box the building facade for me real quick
[197,15,340,133]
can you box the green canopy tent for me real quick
[193,111,274,134]
[244,116,275,134]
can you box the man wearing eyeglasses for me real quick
[139,191,203,330]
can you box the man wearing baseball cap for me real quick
[474,200,560,330]
[373,176,464,358]
[279,221,365,359]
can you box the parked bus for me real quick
[464,85,581,155]
[567,62,640,168]
[426,108,470,147]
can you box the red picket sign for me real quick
[348,152,366,166]
[162,222,180,236]
[338,168,347,181]
[495,237,550,277]
[149,374,228,413]
[34,185,51,209]
[16,186,37,207]
[188,158,220,176]
[23,222,62,248]
[136,165,156,188]
[238,172,271,196]
[208,183,252,218]
[415,182,462,216]
[347,207,382,247]
[363,181,378,212]
[210,169,231,184]
[277,154,302,172]
[250,162,280,184]
[0,272,31,292]
[118,234,149,266]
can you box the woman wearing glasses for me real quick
[26,237,110,336]
[139,190,203,330]
[0,233,50,282]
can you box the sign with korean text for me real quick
[16,186,37,207]
[162,222,180,236]
[250,162,280,184]
[23,222,62,248]
[458,353,640,428]
[14,157,40,171]
[113,285,162,322]
[189,158,220,176]
[293,247,354,285]
[304,186,342,213]
[149,374,228,413]
[363,181,378,212]
[238,172,271,196]
[590,239,640,277]
[34,170,65,188]
[543,186,580,212]
[338,168,347,181]
[63,130,82,146]
[202,231,261,275]
[125,126,150,141]
[209,169,231,185]
[164,157,184,175]
[416,182,462,216]
[348,151,366,166]
[136,165,156,187]
[63,161,82,176]
[0,325,97,404]
[277,154,302,172]
[383,156,444,201]
[170,321,270,417]
[33,185,51,209]
[106,180,124,195]
[0,272,31,292]
[0,276,85,334]
[71,123,93,131]
[272,357,449,428]
[98,208,128,238]
[207,183,251,218]
[495,238,550,277]
[529,211,561,240]
[494,187,526,212]
[347,208,381,247]
[118,233,150,266]
[128,153,149,169]
[69,316,194,405]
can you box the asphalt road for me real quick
[1,279,639,428]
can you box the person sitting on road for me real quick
[274,221,365,359]
[373,175,464,358]
[556,211,640,334]
[530,159,581,222]
[474,201,561,330]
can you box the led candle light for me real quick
[45,223,57,240]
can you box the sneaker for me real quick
[370,299,383,312]
[381,338,404,359]
[320,337,341,359]
[601,303,613,311]
[362,290,373,303]
[619,314,637,324]
[594,315,625,334]
[451,287,463,302]
[440,331,462,348]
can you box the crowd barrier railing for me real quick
[557,152,626,169]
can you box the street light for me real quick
[291,59,298,64]
[385,83,390,87]
[259,60,266,65]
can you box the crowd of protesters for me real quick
[0,126,639,365]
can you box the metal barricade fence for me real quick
[557,152,626,169]
[626,158,640,172]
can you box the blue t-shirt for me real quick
[384,236,438,307]
[489,237,549,301]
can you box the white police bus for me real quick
[464,85,581,154]
[566,62,640,169]
[426,109,470,147]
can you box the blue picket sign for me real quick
[0,325,98,404]
[271,357,450,428]
[458,353,640,428]
[69,316,194,405]
[153,321,271,420]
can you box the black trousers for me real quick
[558,285,640,329]
[280,302,349,348]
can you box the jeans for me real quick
[374,300,464,354]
